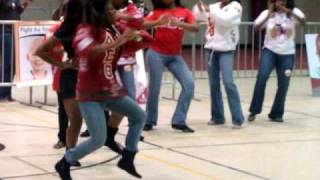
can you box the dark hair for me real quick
[270,0,295,10]
[57,0,83,37]
[151,0,183,9]
[286,0,295,10]
[51,2,68,21]
[84,0,113,29]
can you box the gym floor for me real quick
[0,76,319,180]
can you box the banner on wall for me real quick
[305,34,320,97]
[14,21,57,88]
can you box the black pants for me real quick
[57,92,68,143]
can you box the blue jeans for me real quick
[249,48,295,119]
[0,25,14,99]
[146,49,194,126]
[207,50,244,125]
[118,65,136,100]
[65,96,145,163]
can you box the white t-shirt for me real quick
[254,8,305,55]
[193,1,242,51]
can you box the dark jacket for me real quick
[0,0,23,20]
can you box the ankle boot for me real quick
[55,157,72,180]
[117,149,142,178]
[65,148,81,167]
[105,126,124,154]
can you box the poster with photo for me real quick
[14,21,57,87]
[305,34,320,96]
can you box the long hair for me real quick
[269,0,295,10]
[57,0,83,37]
[84,0,113,29]
[151,0,184,9]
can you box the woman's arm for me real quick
[34,36,72,69]
[142,15,170,29]
[214,2,242,28]
[277,4,306,24]
[169,19,199,32]
[91,30,137,55]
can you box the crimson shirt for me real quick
[146,7,195,55]
[46,23,64,92]
[73,24,126,102]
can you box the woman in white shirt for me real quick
[193,0,244,128]
[248,0,305,122]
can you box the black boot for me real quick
[65,148,81,167]
[105,126,124,154]
[117,149,142,178]
[55,157,72,180]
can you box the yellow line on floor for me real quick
[140,154,221,180]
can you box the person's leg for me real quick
[118,65,136,100]
[106,96,145,178]
[63,98,82,148]
[219,52,244,126]
[60,70,82,148]
[55,102,107,180]
[249,48,276,119]
[208,51,225,124]
[269,54,295,121]
[54,92,68,149]
[145,49,165,128]
[166,55,195,132]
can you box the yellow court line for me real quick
[140,153,221,180]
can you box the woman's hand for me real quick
[156,14,171,26]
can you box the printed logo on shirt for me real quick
[102,33,117,80]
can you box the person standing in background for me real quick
[0,0,33,101]
[248,0,305,123]
[193,0,245,129]
[143,0,199,133]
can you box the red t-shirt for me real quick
[73,24,127,102]
[146,7,195,55]
[46,23,64,92]
[116,3,153,65]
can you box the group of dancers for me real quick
[33,0,305,179]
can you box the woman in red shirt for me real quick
[52,0,146,179]
[143,0,199,132]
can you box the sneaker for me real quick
[143,124,153,131]
[232,124,242,129]
[270,117,284,123]
[172,124,195,133]
[53,141,66,149]
[207,120,225,126]
[80,130,90,137]
[248,113,256,122]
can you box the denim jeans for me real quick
[0,25,14,99]
[118,65,136,100]
[249,48,295,119]
[65,96,145,163]
[207,50,244,125]
[146,49,194,126]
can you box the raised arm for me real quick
[214,2,242,28]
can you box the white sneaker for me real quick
[232,124,242,129]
